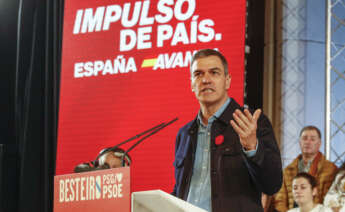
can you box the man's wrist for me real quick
[243,139,257,151]
[242,140,258,157]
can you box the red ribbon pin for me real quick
[215,135,224,145]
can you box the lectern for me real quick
[54,167,206,212]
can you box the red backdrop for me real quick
[56,0,246,193]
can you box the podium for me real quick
[54,167,206,212]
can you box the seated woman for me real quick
[324,163,345,212]
[288,172,332,212]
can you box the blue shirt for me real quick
[187,98,257,211]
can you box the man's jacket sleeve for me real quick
[243,113,283,195]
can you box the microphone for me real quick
[120,117,178,166]
[86,117,178,169]
[93,121,167,164]
[96,164,110,170]
[74,162,110,173]
[74,163,94,173]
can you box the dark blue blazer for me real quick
[172,98,282,212]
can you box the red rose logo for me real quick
[215,135,224,145]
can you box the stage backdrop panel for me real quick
[56,0,246,193]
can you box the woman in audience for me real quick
[324,162,345,212]
[288,172,332,212]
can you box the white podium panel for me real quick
[131,190,207,212]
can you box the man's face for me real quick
[191,55,231,107]
[104,153,122,168]
[299,129,321,157]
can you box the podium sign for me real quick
[54,167,130,212]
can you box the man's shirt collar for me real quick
[197,98,231,126]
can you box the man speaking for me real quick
[172,49,282,212]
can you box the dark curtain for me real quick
[0,0,63,211]
[244,0,265,109]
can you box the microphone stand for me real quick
[121,117,178,166]
[93,122,166,163]
[93,118,178,167]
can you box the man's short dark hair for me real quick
[190,49,229,76]
[293,172,318,189]
[299,125,321,139]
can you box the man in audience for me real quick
[273,125,338,211]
